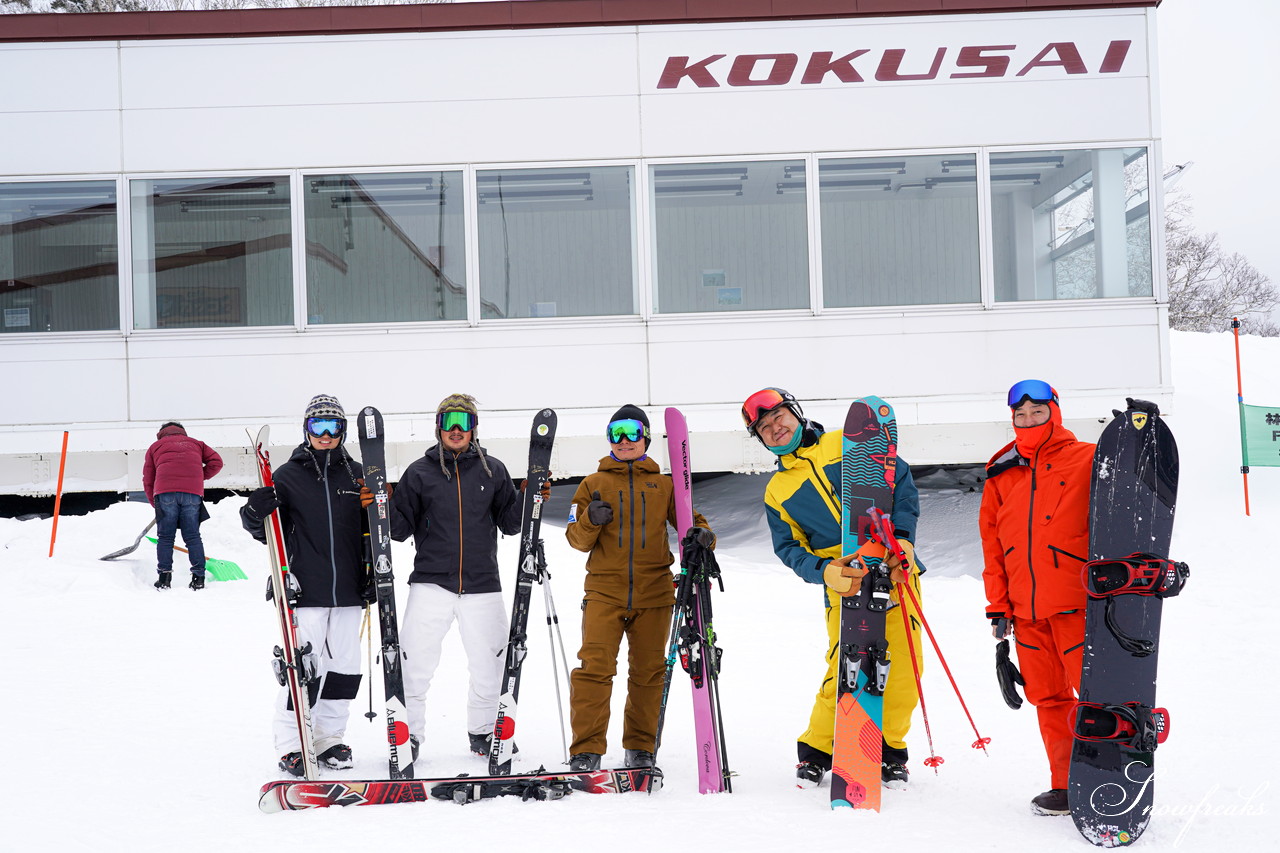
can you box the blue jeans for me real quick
[155,492,205,575]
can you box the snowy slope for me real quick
[2,330,1276,852]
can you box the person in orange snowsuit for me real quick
[979,379,1095,817]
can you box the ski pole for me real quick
[536,540,572,764]
[896,582,942,771]
[899,582,991,755]
[361,605,376,722]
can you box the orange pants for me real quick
[1013,610,1085,789]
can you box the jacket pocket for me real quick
[1048,544,1087,568]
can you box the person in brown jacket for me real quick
[565,404,713,772]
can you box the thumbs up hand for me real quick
[587,490,613,526]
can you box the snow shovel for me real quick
[99,519,157,560]
[146,537,248,582]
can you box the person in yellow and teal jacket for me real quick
[741,387,924,791]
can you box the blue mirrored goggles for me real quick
[606,418,648,444]
[305,417,345,438]
[1007,379,1059,408]
[437,411,476,433]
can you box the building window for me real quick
[476,166,635,319]
[130,176,292,329]
[652,160,808,313]
[303,172,466,325]
[0,181,120,333]
[821,155,981,308]
[992,147,1152,301]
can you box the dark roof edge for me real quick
[0,0,1162,45]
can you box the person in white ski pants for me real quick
[400,584,508,739]
[273,607,365,756]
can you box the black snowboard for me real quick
[1069,399,1181,848]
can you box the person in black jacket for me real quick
[390,393,523,763]
[241,393,370,777]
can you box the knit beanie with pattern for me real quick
[303,393,346,445]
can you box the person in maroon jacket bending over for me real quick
[142,422,223,591]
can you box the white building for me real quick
[0,0,1169,494]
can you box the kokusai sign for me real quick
[656,41,1134,89]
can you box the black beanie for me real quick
[609,404,650,449]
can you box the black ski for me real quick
[356,406,412,780]
[1069,399,1186,847]
[489,408,558,774]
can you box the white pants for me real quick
[401,583,508,740]
[273,606,364,755]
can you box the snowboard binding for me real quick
[1084,552,1190,599]
[1072,701,1170,753]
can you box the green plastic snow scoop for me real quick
[146,537,248,582]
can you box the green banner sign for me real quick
[1240,403,1280,467]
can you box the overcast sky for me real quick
[1158,0,1278,296]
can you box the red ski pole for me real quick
[900,582,991,755]
[897,580,942,772]
[868,507,990,755]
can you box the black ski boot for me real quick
[568,752,601,771]
[624,749,655,768]
[189,572,205,591]
[469,731,518,757]
[318,743,353,770]
[278,752,304,777]
[882,762,910,789]
[1031,788,1069,816]
[795,762,825,788]
[153,571,172,590]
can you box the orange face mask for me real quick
[1013,401,1062,458]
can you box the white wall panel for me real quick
[0,44,121,112]
[121,96,642,172]
[119,30,639,110]
[0,111,122,176]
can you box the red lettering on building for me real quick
[800,50,871,84]
[1016,42,1087,76]
[950,45,1015,79]
[727,53,799,87]
[1099,40,1132,73]
[875,47,946,81]
[656,41,1130,89]
[656,54,726,89]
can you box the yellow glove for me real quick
[823,554,867,596]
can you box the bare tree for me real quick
[1166,203,1278,336]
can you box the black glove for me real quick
[245,486,280,520]
[587,491,613,526]
[681,526,715,551]
[361,573,378,605]
[991,616,1010,640]
[995,639,1026,710]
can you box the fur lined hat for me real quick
[435,393,492,478]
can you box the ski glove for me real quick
[245,486,280,520]
[991,616,1010,639]
[521,477,552,502]
[361,573,378,605]
[995,639,1025,710]
[586,491,613,526]
[358,485,375,509]
[681,526,715,552]
[823,554,867,596]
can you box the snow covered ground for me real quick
[2,330,1276,851]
